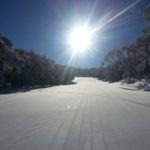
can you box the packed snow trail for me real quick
[0,77,150,150]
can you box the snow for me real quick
[120,79,150,91]
[0,77,150,150]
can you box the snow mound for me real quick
[121,79,150,91]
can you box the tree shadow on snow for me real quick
[120,87,139,91]
[0,85,52,95]
[121,99,150,108]
[0,81,76,95]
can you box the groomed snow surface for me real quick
[0,77,150,150]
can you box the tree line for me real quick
[0,34,99,87]
[0,36,75,87]
[98,5,150,82]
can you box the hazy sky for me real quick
[0,0,149,67]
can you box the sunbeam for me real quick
[92,0,141,33]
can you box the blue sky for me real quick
[0,0,149,67]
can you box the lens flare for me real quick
[92,0,141,33]
[68,25,92,53]
[66,0,141,60]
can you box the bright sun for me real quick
[68,25,92,53]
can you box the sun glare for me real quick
[68,25,92,53]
